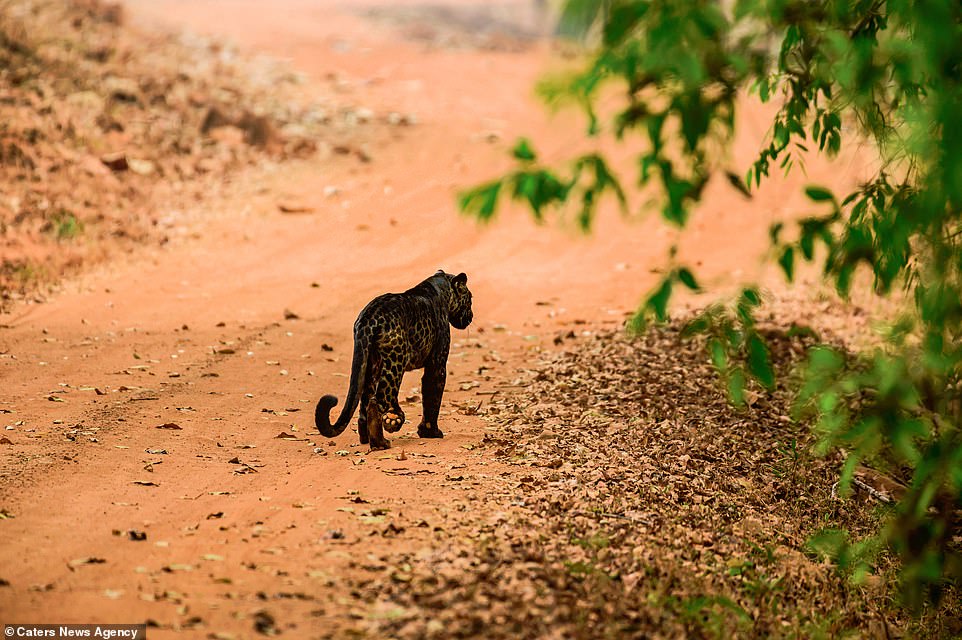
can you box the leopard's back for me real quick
[355,286,455,371]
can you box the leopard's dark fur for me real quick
[314,270,473,450]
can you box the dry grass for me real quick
[0,0,343,306]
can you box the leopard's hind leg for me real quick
[357,379,373,445]
[376,350,406,434]
[357,354,383,445]
[365,402,390,450]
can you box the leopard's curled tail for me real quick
[315,333,369,437]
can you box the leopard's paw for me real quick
[369,437,391,451]
[417,422,444,439]
[383,410,405,433]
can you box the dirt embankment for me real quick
[0,0,386,305]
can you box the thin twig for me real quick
[832,478,893,504]
[852,477,893,504]
[570,509,654,525]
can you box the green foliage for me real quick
[627,264,701,332]
[461,0,962,611]
[571,532,611,550]
[460,138,626,230]
[2,259,45,289]
[47,209,84,240]
[675,288,774,404]
[807,528,883,585]
[766,439,800,480]
[671,594,752,637]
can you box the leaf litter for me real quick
[337,323,959,638]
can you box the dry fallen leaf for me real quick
[69,557,106,568]
[162,564,194,572]
[253,610,277,635]
[100,152,128,172]
[278,203,315,214]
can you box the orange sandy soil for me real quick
[0,1,875,637]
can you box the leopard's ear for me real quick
[453,272,467,286]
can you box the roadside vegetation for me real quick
[347,323,962,638]
[460,0,962,633]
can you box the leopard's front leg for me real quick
[418,347,447,439]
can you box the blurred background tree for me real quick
[462,0,961,610]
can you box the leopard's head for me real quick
[448,272,473,330]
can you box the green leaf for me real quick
[747,333,775,389]
[725,171,752,198]
[739,287,761,308]
[682,313,711,337]
[555,0,607,39]
[839,451,860,494]
[603,2,649,46]
[809,346,844,373]
[727,367,746,406]
[676,268,699,291]
[807,529,849,563]
[805,186,835,203]
[626,308,647,335]
[769,222,783,244]
[459,181,503,222]
[779,246,795,282]
[709,337,727,371]
[645,276,674,323]
[512,138,537,162]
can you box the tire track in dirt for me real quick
[0,320,272,488]
[1,301,516,633]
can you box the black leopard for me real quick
[314,270,474,450]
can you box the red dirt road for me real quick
[0,1,869,636]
